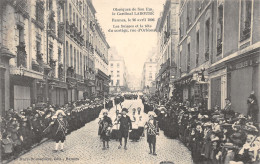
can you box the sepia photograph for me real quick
[0,0,259,163]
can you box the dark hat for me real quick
[122,108,128,112]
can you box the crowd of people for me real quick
[142,93,260,164]
[1,96,120,161]
[123,93,138,100]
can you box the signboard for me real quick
[228,56,259,71]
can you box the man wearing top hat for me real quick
[117,108,132,150]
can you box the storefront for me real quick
[208,66,227,110]
[227,51,259,115]
[77,82,87,100]
[10,75,34,111]
[48,79,67,106]
[174,71,209,107]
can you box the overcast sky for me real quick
[92,0,165,77]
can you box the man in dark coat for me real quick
[117,108,132,150]
[247,94,259,123]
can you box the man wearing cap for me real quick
[117,108,132,150]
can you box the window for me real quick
[70,45,72,66]
[186,1,192,30]
[187,43,191,72]
[69,4,72,23]
[73,12,75,24]
[36,39,41,53]
[74,48,76,69]
[117,80,120,85]
[18,25,24,44]
[149,72,152,79]
[111,80,113,86]
[36,0,44,24]
[240,0,252,42]
[80,53,82,75]
[77,51,79,74]
[117,74,120,77]
[117,63,120,67]
[49,44,53,60]
[49,0,53,10]
[196,31,199,66]
[217,2,223,55]
[66,42,69,66]
[58,48,61,63]
[205,19,210,61]
[179,50,182,73]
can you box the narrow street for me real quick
[10,99,193,164]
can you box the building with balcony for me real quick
[175,0,260,114]
[64,0,91,101]
[0,0,66,112]
[155,0,179,99]
[108,48,128,93]
[64,0,109,100]
[141,52,158,94]
[94,21,110,97]
[0,0,111,114]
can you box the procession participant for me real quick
[137,114,145,138]
[137,107,141,115]
[144,111,159,156]
[98,109,112,150]
[50,109,68,152]
[117,108,132,150]
[111,110,121,140]
[98,108,109,136]
[129,108,140,142]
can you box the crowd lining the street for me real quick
[142,92,260,164]
[1,95,124,161]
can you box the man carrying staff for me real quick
[117,108,132,150]
[50,109,68,152]
[145,111,159,156]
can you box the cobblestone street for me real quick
[10,99,193,164]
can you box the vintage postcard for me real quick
[0,0,259,164]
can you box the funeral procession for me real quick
[0,0,260,164]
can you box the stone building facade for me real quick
[175,0,260,114]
